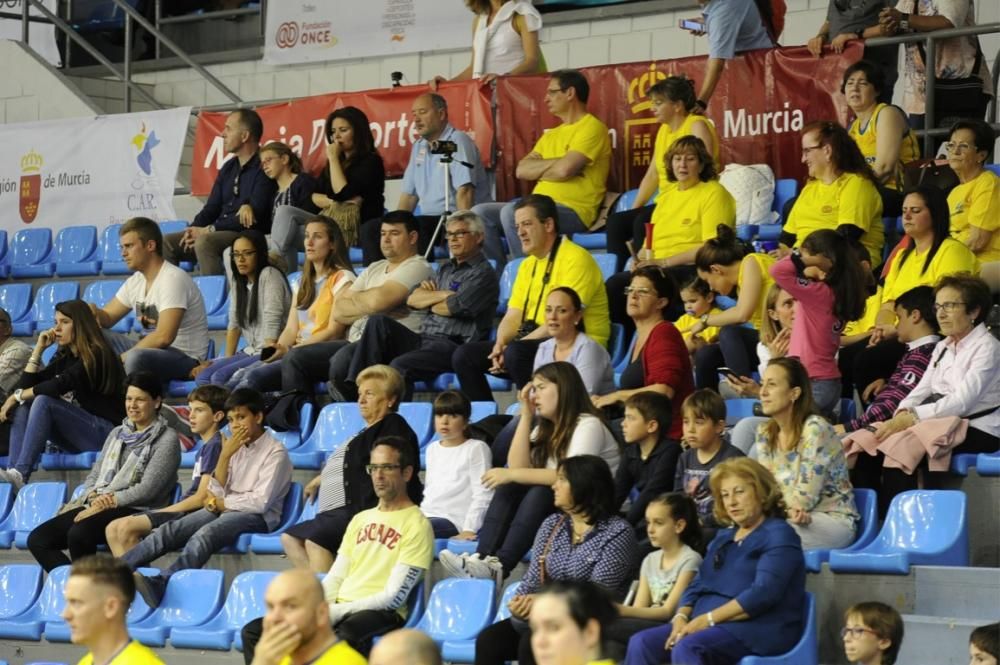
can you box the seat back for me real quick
[724,399,760,427]
[158,220,188,235]
[53,226,98,263]
[272,482,304,535]
[303,403,367,454]
[494,581,522,622]
[83,279,126,305]
[877,490,967,556]
[31,282,81,327]
[402,580,426,628]
[614,188,640,213]
[851,488,879,550]
[607,323,626,368]
[138,569,224,628]
[0,284,34,324]
[0,564,43,619]
[99,224,124,262]
[739,592,816,664]
[497,258,524,314]
[470,401,498,421]
[194,275,228,316]
[772,178,798,217]
[614,332,637,373]
[10,229,52,267]
[416,578,495,641]
[0,485,12,523]
[593,253,616,281]
[0,482,67,534]
[222,571,279,630]
[0,229,8,263]
[398,402,434,446]
[33,565,72,623]
[287,271,302,293]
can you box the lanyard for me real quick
[520,235,562,326]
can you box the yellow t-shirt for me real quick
[842,287,883,337]
[652,114,721,197]
[848,103,920,191]
[508,237,610,346]
[532,113,611,226]
[737,253,776,332]
[295,269,355,343]
[784,172,885,266]
[948,169,1000,264]
[77,641,164,665]
[882,237,979,302]
[277,641,367,665]
[676,307,723,343]
[650,180,736,259]
[334,504,433,618]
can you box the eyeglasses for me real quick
[232,250,257,260]
[365,463,402,475]
[944,142,974,153]
[545,87,567,97]
[933,301,967,313]
[801,145,824,156]
[445,230,472,239]
[841,627,878,639]
[624,286,656,297]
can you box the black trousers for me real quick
[476,483,555,574]
[852,427,1000,517]
[693,326,760,390]
[606,206,653,273]
[27,505,141,572]
[241,608,403,662]
[346,314,460,400]
[475,618,535,665]
[452,338,543,402]
[359,215,443,266]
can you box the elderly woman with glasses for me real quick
[625,457,806,665]
[945,120,999,265]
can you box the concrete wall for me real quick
[0,40,100,123]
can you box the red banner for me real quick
[494,43,862,201]
[191,81,495,196]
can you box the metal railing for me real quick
[153,0,267,61]
[866,22,999,155]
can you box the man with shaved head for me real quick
[250,568,365,665]
[369,628,443,665]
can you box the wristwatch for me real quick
[700,314,710,326]
[13,388,24,405]
[899,13,911,32]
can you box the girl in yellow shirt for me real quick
[676,276,722,354]
[945,120,1000,264]
[607,76,720,273]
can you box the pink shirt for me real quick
[207,430,292,530]
[770,256,842,381]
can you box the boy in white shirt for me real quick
[420,391,494,539]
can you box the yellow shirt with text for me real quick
[652,114,721,198]
[532,113,611,226]
[948,169,1000,264]
[848,103,920,191]
[651,180,736,260]
[784,172,884,265]
[882,238,978,303]
[77,641,164,665]
[277,641,367,665]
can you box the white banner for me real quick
[0,107,191,232]
[0,0,61,66]
[263,0,469,66]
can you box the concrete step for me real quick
[896,615,983,665]
[913,565,1000,619]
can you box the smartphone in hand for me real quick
[680,18,705,32]
[260,346,277,362]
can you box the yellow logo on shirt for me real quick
[821,205,834,214]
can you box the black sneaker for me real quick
[133,572,167,608]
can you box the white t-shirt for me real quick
[115,261,209,360]
[541,413,621,475]
[347,255,434,342]
[638,544,703,607]
[421,438,494,533]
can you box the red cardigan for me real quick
[641,320,695,441]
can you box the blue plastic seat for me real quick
[287,270,302,293]
[43,566,156,642]
[9,228,54,279]
[0,482,67,549]
[129,569,225,646]
[950,452,979,476]
[403,580,426,628]
[756,178,798,241]
[25,282,81,336]
[838,398,856,427]
[828,490,968,574]
[496,258,524,315]
[0,564,43,620]
[40,449,99,471]
[0,285,32,336]
[99,224,130,275]
[593,253,616,281]
[82,279,133,333]
[607,323,626,368]
[724,399,760,427]
[803,488,878,572]
[739,592,816,665]
[571,232,607,250]
[470,401,498,421]
[415,578,495,644]
[53,226,101,276]
[976,452,1000,476]
[505,402,521,416]
[250,493,318,554]
[169,571,278,650]
[224,482,303,553]
[442,581,520,662]
[272,403,316,451]
[288,403,367,469]
[399,402,434,447]
[194,275,229,331]
[0,565,69,640]
[0,485,12,524]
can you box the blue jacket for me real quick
[680,517,805,656]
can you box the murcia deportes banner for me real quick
[0,107,190,231]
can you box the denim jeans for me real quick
[122,508,267,578]
[195,351,259,387]
[270,205,313,273]
[104,331,200,384]
[625,623,751,665]
[9,395,114,480]
[232,359,283,392]
[476,483,555,574]
[428,517,460,539]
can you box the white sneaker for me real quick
[0,468,23,493]
[439,550,503,584]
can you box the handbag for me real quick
[902,158,959,195]
[321,201,362,248]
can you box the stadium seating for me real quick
[724,399,759,427]
[414,578,495,645]
[195,275,230,330]
[25,281,81,335]
[9,228,54,279]
[0,284,33,337]
[129,569,225,646]
[739,592,817,665]
[496,258,524,315]
[442,581,521,662]
[0,564,43,620]
[470,401,498,421]
[0,485,12,523]
[828,490,968,574]
[99,224,130,275]
[399,402,434,447]
[249,495,317,554]
[53,225,101,276]
[43,567,157,642]
[607,322,626,368]
[168,570,278,650]
[82,279,134,333]
[976,452,1000,476]
[0,481,66,549]
[224,482,303,553]
[40,448,99,472]
[0,565,69,640]
[756,178,798,241]
[0,230,8,278]
[593,253,616,281]
[271,402,316,451]
[803,488,878,572]
[287,402,366,469]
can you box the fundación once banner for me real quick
[263,0,468,65]
[0,107,190,231]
